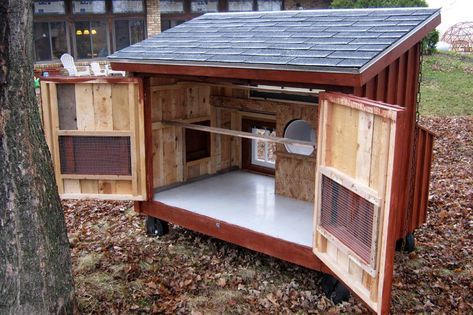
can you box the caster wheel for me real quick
[332,282,350,304]
[395,233,416,253]
[320,274,351,304]
[321,274,338,297]
[145,216,169,237]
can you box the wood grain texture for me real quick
[40,79,146,200]
[313,92,402,314]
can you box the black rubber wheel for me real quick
[395,233,416,253]
[321,274,338,298]
[145,216,169,237]
[332,282,350,304]
[320,274,351,304]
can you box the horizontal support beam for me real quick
[175,81,323,96]
[162,120,315,148]
[60,193,145,201]
[60,174,133,181]
[57,130,132,137]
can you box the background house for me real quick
[33,0,330,65]
[160,0,330,30]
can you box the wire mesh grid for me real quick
[59,136,132,176]
[320,175,375,264]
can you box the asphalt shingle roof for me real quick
[108,8,440,73]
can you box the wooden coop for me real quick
[40,8,440,314]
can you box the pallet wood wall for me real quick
[40,78,146,200]
[275,104,318,202]
[151,82,318,203]
[353,43,433,238]
[211,94,318,202]
[150,83,245,189]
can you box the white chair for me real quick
[60,53,90,76]
[105,65,126,77]
[90,62,107,76]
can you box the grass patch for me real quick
[75,271,126,312]
[420,52,473,116]
[76,252,103,273]
[186,289,247,314]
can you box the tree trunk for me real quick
[0,1,76,314]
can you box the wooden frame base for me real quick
[137,200,332,273]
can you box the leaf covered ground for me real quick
[64,116,472,314]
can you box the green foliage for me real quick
[422,29,439,55]
[330,0,427,8]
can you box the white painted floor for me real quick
[154,171,314,246]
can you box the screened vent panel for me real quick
[320,175,376,265]
[59,136,131,176]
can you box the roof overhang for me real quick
[110,10,440,87]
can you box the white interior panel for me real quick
[154,171,313,246]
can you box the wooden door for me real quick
[40,78,146,200]
[313,92,403,314]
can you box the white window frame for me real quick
[250,127,276,169]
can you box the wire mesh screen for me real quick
[320,175,375,264]
[59,136,131,175]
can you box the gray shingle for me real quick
[353,22,398,27]
[369,26,413,32]
[350,38,396,45]
[109,7,440,73]
[328,51,379,59]
[287,32,336,38]
[229,42,269,49]
[207,55,248,63]
[243,55,294,65]
[268,43,313,50]
[325,26,371,32]
[291,57,343,66]
[303,37,353,45]
[337,59,370,67]
[357,44,389,52]
[311,44,361,51]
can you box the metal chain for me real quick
[416,49,424,123]
[402,45,423,250]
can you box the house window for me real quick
[74,20,109,59]
[114,19,145,50]
[33,21,68,61]
[257,0,282,11]
[185,121,211,162]
[161,0,185,13]
[33,0,146,62]
[251,127,276,168]
[242,118,276,175]
[72,0,106,14]
[34,0,66,15]
[191,0,219,13]
[112,0,144,13]
[228,0,254,11]
[161,19,186,31]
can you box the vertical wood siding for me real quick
[353,43,434,239]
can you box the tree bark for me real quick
[0,1,76,314]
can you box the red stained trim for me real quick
[380,108,409,314]
[140,200,329,272]
[142,77,154,201]
[110,62,360,86]
[386,62,398,105]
